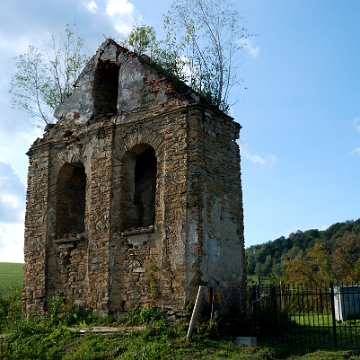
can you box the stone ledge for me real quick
[121,226,155,236]
[54,235,87,244]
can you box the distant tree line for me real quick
[246,218,360,285]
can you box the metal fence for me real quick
[209,283,360,348]
[251,283,360,348]
[3,283,360,349]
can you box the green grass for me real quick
[1,268,360,358]
[246,275,271,286]
[291,314,333,327]
[0,263,23,289]
[1,287,360,359]
[260,312,360,350]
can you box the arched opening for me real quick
[93,60,119,115]
[120,146,157,231]
[55,163,86,237]
[134,147,157,227]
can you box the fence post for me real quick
[209,286,214,320]
[251,285,257,338]
[251,279,261,341]
[280,281,285,309]
[186,285,205,341]
[270,285,277,327]
[330,282,338,348]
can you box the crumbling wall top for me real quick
[53,39,198,128]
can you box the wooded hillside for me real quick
[246,218,360,283]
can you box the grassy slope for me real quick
[0,262,23,288]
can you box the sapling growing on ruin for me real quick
[163,0,252,113]
[9,24,88,127]
[124,0,253,113]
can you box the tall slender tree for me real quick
[163,0,252,112]
[10,24,88,127]
[124,0,253,113]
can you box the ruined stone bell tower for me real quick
[23,39,245,316]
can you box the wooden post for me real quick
[186,285,205,341]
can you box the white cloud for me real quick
[350,116,360,156]
[0,222,24,263]
[352,116,360,133]
[249,47,260,58]
[238,140,277,167]
[0,34,38,58]
[0,26,54,60]
[0,160,25,262]
[0,160,26,223]
[105,0,133,16]
[178,55,192,79]
[86,1,98,13]
[104,0,138,34]
[350,148,360,156]
[239,38,260,58]
[1,194,22,210]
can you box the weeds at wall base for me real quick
[3,288,360,359]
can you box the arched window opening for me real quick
[93,60,119,115]
[56,163,86,237]
[120,146,157,231]
[134,147,157,228]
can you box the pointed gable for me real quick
[54,39,197,126]
[24,38,245,319]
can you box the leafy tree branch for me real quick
[124,0,253,113]
[9,24,88,127]
[11,0,253,126]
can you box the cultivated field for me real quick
[0,262,23,288]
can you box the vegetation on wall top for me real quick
[10,0,253,128]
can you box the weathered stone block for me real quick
[124,301,137,310]
[34,290,45,298]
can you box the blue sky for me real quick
[0,0,359,262]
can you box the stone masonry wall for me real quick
[23,144,50,314]
[109,116,166,312]
[195,109,245,302]
[183,106,245,303]
[23,39,245,317]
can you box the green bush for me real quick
[0,285,22,332]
